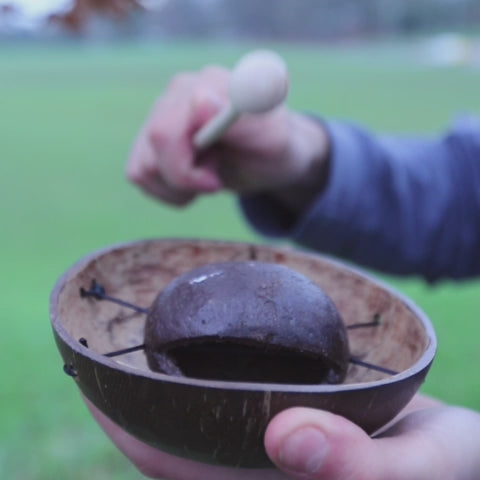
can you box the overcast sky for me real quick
[7,0,71,17]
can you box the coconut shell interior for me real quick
[56,239,430,384]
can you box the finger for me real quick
[126,124,159,189]
[126,135,196,206]
[374,393,443,435]
[141,175,197,206]
[148,81,225,192]
[264,407,446,480]
[84,397,288,480]
[151,126,222,193]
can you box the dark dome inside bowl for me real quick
[144,260,350,385]
[50,238,437,468]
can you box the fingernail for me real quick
[277,427,328,475]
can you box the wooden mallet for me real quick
[193,50,289,150]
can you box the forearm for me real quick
[241,116,480,281]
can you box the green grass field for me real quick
[1,38,479,479]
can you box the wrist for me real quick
[290,112,331,175]
[272,112,331,214]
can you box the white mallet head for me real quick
[230,50,289,114]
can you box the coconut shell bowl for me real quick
[50,238,437,468]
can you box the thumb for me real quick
[264,407,437,480]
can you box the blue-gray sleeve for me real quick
[240,116,480,282]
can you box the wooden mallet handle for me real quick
[193,50,289,150]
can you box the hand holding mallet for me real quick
[193,50,289,150]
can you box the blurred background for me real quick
[1,1,479,478]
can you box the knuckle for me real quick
[147,125,168,150]
[126,154,159,184]
[125,156,144,183]
[198,66,230,99]
[200,65,229,78]
[125,165,141,183]
[167,71,195,91]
